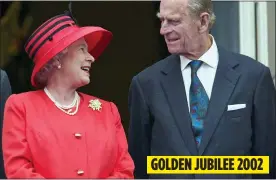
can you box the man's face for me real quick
[158,0,201,55]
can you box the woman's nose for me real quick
[86,53,95,62]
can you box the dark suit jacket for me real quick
[0,69,12,178]
[128,47,276,178]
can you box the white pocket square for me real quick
[227,104,246,111]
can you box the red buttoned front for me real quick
[74,133,82,139]
[77,169,84,176]
[2,90,134,178]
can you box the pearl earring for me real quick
[58,65,61,69]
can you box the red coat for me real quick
[2,90,134,178]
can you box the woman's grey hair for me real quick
[34,48,68,88]
[187,0,216,30]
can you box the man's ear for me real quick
[198,12,210,33]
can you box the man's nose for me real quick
[160,21,172,35]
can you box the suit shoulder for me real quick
[0,69,5,74]
[0,69,5,75]
[133,55,175,82]
[225,49,268,72]
[0,69,8,81]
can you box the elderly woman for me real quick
[2,10,134,179]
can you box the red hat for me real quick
[24,12,113,87]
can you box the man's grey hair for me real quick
[187,0,216,30]
[34,48,68,88]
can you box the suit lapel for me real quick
[198,47,241,155]
[160,55,198,155]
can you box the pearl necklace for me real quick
[44,87,80,116]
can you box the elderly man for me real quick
[128,0,276,178]
[0,69,12,178]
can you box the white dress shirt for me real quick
[180,35,219,110]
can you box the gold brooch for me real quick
[88,99,102,111]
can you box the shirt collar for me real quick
[180,35,219,71]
